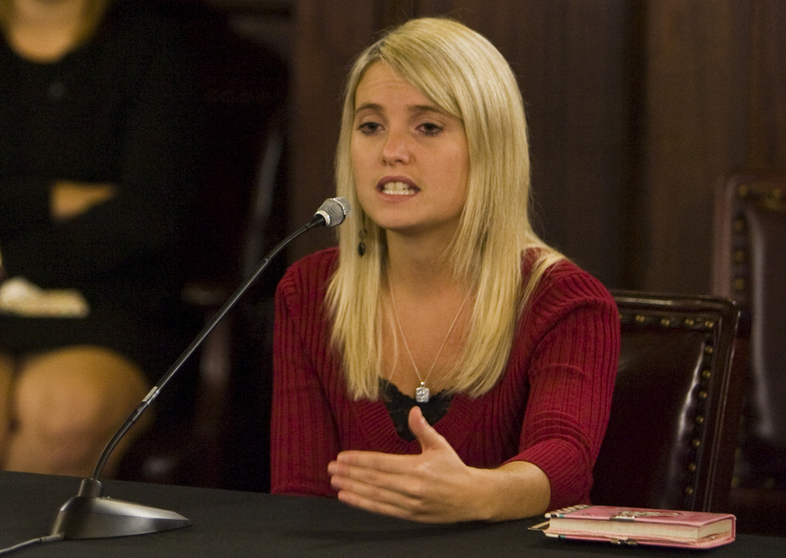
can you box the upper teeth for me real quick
[382,181,415,195]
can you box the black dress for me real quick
[0,2,204,381]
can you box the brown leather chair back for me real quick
[713,173,786,463]
[591,291,741,512]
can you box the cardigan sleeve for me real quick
[505,269,619,510]
[270,256,341,497]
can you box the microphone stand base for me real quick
[50,479,190,539]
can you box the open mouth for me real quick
[379,181,418,195]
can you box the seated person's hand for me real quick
[0,276,89,317]
[50,181,118,222]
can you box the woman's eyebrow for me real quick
[354,102,447,116]
[354,102,383,115]
[408,104,449,117]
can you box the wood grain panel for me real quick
[288,0,378,261]
[748,0,786,170]
[640,0,749,293]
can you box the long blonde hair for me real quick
[328,17,564,400]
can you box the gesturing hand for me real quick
[327,406,487,523]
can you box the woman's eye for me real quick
[357,121,381,134]
[419,122,442,136]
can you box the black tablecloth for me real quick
[1,471,784,557]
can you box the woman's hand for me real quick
[327,406,485,523]
[328,406,552,523]
[50,181,117,222]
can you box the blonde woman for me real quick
[271,18,619,523]
[0,0,202,476]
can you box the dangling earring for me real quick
[357,227,367,257]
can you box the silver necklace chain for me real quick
[389,287,470,403]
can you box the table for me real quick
[1,471,784,557]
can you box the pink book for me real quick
[536,505,736,549]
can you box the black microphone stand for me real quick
[50,214,330,540]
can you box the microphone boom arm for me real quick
[91,220,317,481]
[50,197,348,540]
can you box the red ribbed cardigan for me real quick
[270,248,619,511]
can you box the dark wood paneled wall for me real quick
[450,1,635,290]
[640,0,750,293]
[748,0,786,169]
[288,0,376,262]
[287,0,784,295]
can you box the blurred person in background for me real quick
[0,0,203,477]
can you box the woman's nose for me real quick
[381,129,411,165]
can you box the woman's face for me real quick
[351,62,470,241]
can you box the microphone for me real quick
[49,197,350,540]
[311,196,350,228]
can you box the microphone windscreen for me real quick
[316,197,350,227]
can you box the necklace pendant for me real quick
[415,382,430,403]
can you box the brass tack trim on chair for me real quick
[684,321,721,507]
[746,182,786,211]
[619,310,720,333]
[735,183,749,198]
[608,291,740,512]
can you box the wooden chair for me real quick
[712,171,786,535]
[591,291,741,512]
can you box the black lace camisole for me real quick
[380,380,453,442]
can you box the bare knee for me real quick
[0,354,14,465]
[7,346,150,476]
